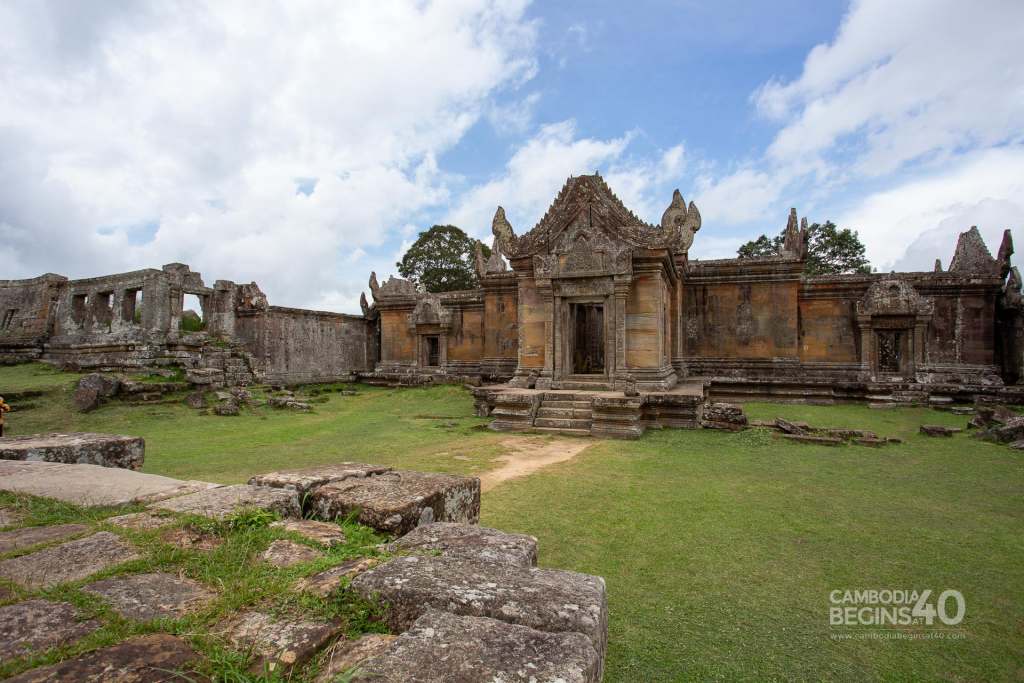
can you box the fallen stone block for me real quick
[350,609,601,683]
[186,367,223,385]
[72,386,101,412]
[351,555,607,667]
[822,428,878,440]
[213,399,240,416]
[184,390,207,409]
[0,432,145,470]
[0,523,89,553]
[105,511,176,531]
[701,402,748,431]
[779,434,844,446]
[83,572,215,621]
[854,437,887,448]
[78,373,122,398]
[250,463,391,498]
[388,522,537,567]
[4,633,206,683]
[0,599,100,662]
[974,415,1024,443]
[0,460,205,507]
[271,519,346,546]
[0,531,140,589]
[774,418,806,435]
[920,425,962,437]
[261,539,323,567]
[149,483,300,519]
[309,470,480,534]
[316,634,398,683]
[294,558,379,597]
[1008,439,1024,450]
[216,610,343,674]
[132,480,221,505]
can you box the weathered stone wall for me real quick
[0,274,65,363]
[234,306,371,385]
[625,273,663,369]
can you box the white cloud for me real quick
[838,146,1024,270]
[756,0,1024,176]
[446,121,686,240]
[0,0,537,310]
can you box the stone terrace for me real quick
[0,460,607,681]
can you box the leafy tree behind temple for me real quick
[737,221,872,275]
[396,224,491,293]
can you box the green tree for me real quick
[396,225,491,293]
[736,221,872,275]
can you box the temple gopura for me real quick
[3,174,1024,435]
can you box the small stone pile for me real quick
[701,402,748,430]
[969,405,1024,447]
[767,418,899,447]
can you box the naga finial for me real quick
[661,189,701,253]
[491,206,516,257]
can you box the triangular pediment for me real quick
[513,174,665,256]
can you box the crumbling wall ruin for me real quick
[0,263,374,386]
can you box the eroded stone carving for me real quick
[949,226,999,275]
[660,189,701,253]
[856,276,934,317]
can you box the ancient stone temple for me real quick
[3,174,1023,434]
[365,174,1024,432]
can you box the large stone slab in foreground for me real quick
[5,633,206,683]
[83,572,215,621]
[351,555,607,666]
[150,484,300,519]
[0,599,100,661]
[352,609,601,683]
[0,460,209,507]
[216,610,343,674]
[0,432,144,470]
[0,522,89,553]
[389,522,537,567]
[309,470,480,534]
[249,462,392,498]
[0,531,140,589]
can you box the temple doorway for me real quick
[877,330,903,373]
[571,303,604,374]
[424,335,440,367]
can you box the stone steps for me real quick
[539,399,591,410]
[533,417,592,430]
[529,426,592,437]
[536,407,592,419]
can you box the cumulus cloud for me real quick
[838,147,1024,269]
[692,0,1024,267]
[446,120,685,240]
[0,0,537,310]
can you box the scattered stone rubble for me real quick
[701,402,749,430]
[753,417,901,446]
[0,460,607,681]
[920,424,962,437]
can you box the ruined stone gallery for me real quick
[3,175,1022,429]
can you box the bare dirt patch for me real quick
[480,438,592,492]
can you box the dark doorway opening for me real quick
[877,330,902,372]
[425,335,440,367]
[571,303,604,374]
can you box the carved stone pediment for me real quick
[856,277,933,317]
[369,272,418,301]
[409,294,451,328]
[511,174,698,259]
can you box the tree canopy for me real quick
[737,221,872,275]
[396,224,491,293]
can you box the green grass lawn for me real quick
[2,364,1022,681]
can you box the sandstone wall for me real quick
[235,306,372,385]
[0,275,65,363]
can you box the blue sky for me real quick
[1,0,1022,311]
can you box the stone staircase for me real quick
[532,395,593,436]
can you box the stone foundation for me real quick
[0,433,144,470]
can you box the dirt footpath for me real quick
[480,438,592,492]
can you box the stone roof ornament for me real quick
[368,271,417,300]
[781,209,809,259]
[473,241,486,278]
[368,272,380,299]
[949,226,999,276]
[359,292,370,317]
[1004,266,1024,308]
[997,229,1014,280]
[660,189,701,253]
[491,207,517,258]
[934,259,943,272]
